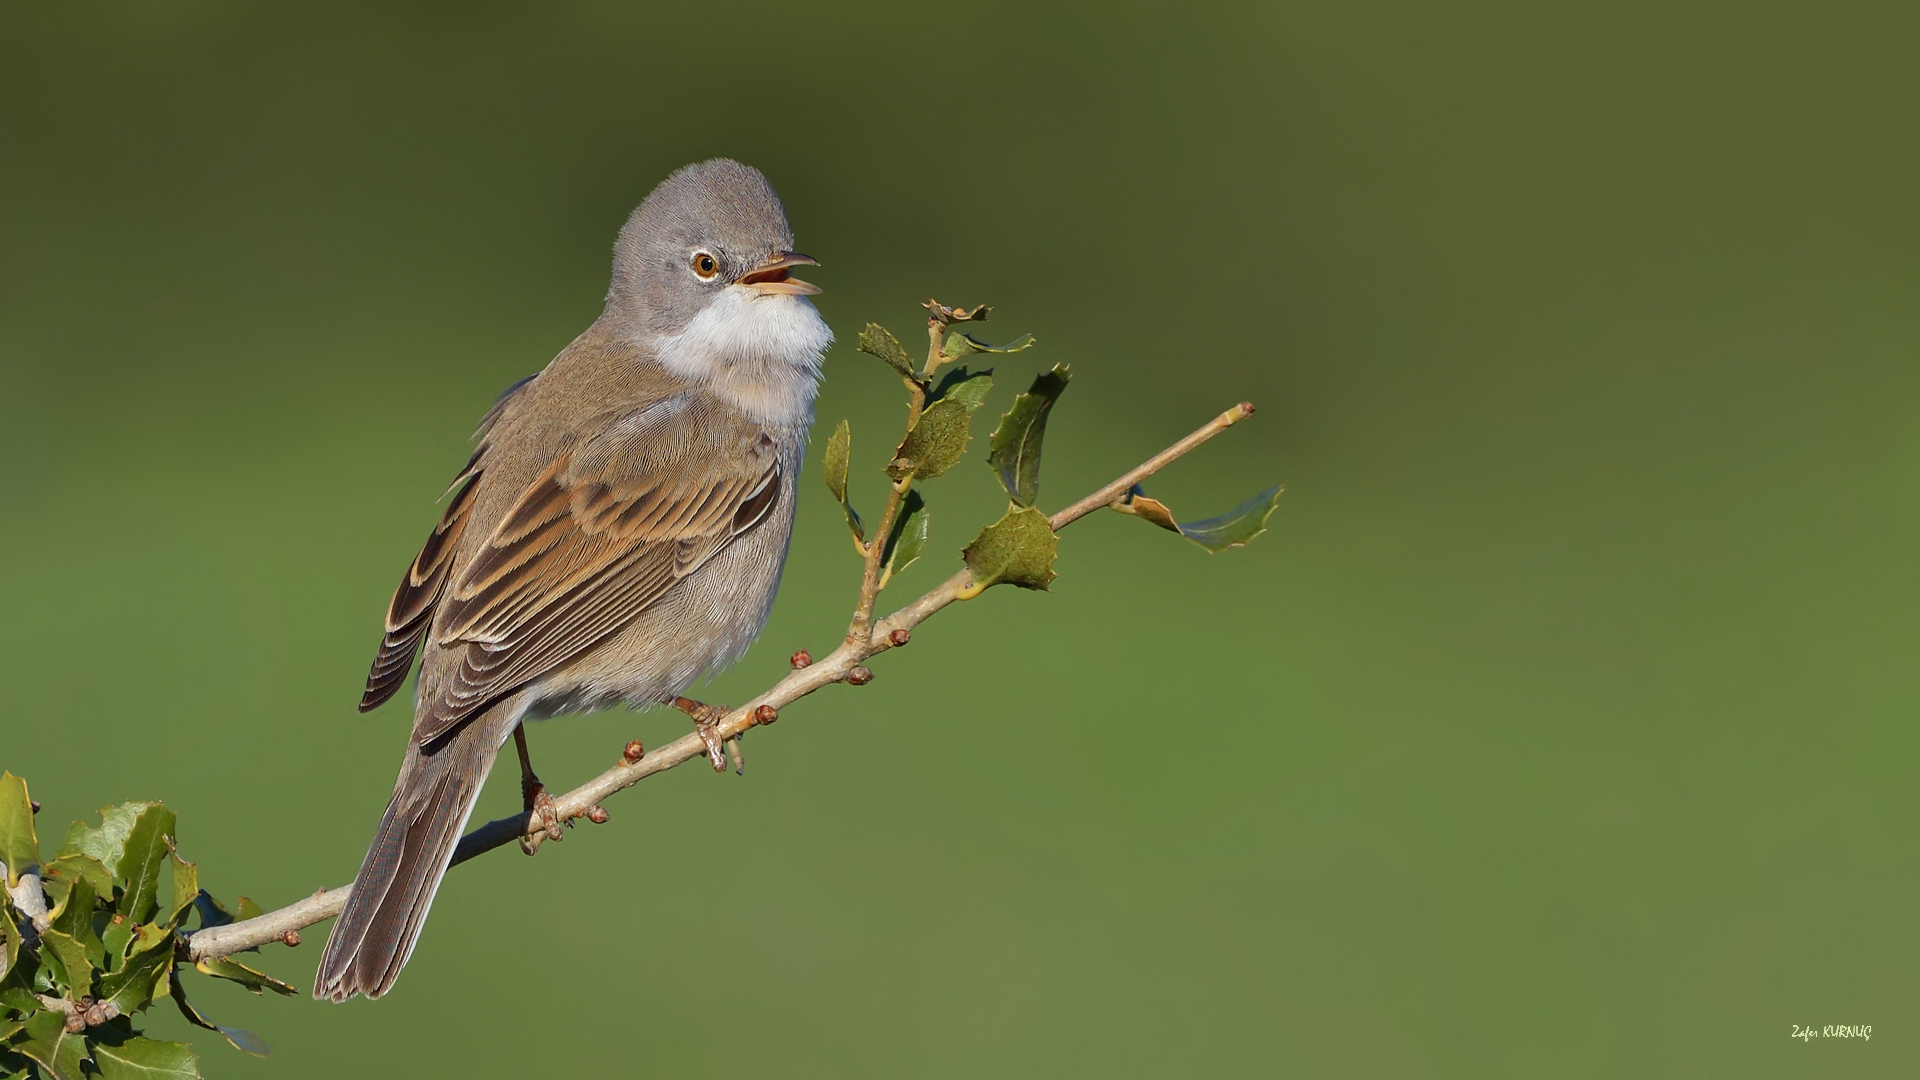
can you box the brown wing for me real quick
[358,374,534,712]
[413,395,783,744]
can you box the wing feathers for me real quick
[359,469,481,712]
[410,398,784,745]
[359,375,536,713]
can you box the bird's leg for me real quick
[670,695,731,773]
[514,724,563,854]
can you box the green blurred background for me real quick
[3,3,1915,1076]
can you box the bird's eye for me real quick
[691,252,719,280]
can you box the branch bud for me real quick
[622,739,646,764]
[888,628,911,647]
[281,930,301,947]
[754,704,779,725]
[587,805,610,824]
[847,666,874,686]
[790,649,813,669]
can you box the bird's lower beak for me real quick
[739,251,821,296]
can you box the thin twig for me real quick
[183,399,1256,963]
[1048,402,1254,530]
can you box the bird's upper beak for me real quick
[739,251,821,296]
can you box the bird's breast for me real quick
[651,288,833,428]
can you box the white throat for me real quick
[653,288,833,427]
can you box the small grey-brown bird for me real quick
[315,159,831,1001]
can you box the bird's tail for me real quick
[314,706,512,1001]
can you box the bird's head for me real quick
[608,158,823,338]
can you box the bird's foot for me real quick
[519,773,563,855]
[672,695,731,773]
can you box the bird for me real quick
[314,158,832,1001]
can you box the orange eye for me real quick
[691,252,719,279]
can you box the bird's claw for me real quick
[696,717,727,772]
[520,777,563,855]
[674,695,731,773]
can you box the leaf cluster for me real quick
[840,308,1066,597]
[835,300,1280,606]
[1,774,286,1080]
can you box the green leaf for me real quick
[878,491,929,590]
[171,980,270,1058]
[1119,484,1283,553]
[857,323,919,380]
[942,330,1035,360]
[961,506,1060,592]
[165,852,197,931]
[43,855,113,905]
[0,933,40,1012]
[48,874,105,972]
[822,419,852,505]
[193,956,296,997]
[822,419,863,543]
[91,1035,201,1080]
[16,1010,85,1080]
[987,363,1073,507]
[927,365,995,408]
[38,930,92,999]
[0,894,18,982]
[890,392,990,482]
[231,897,264,922]
[114,805,175,926]
[0,773,37,888]
[99,923,172,1015]
[101,916,134,969]
[58,802,158,869]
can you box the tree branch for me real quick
[184,399,1256,963]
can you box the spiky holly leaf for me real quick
[38,929,93,999]
[987,363,1072,507]
[164,850,198,930]
[100,922,173,1015]
[879,491,929,589]
[90,1034,201,1080]
[1117,484,1284,552]
[962,506,1059,592]
[16,1010,86,1080]
[888,397,980,482]
[114,804,176,926]
[0,773,35,888]
[857,323,919,380]
[44,854,113,901]
[48,873,105,971]
[59,801,159,869]
[194,956,297,997]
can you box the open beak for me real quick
[739,250,821,296]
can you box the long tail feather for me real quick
[315,706,513,1001]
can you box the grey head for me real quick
[606,158,821,340]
